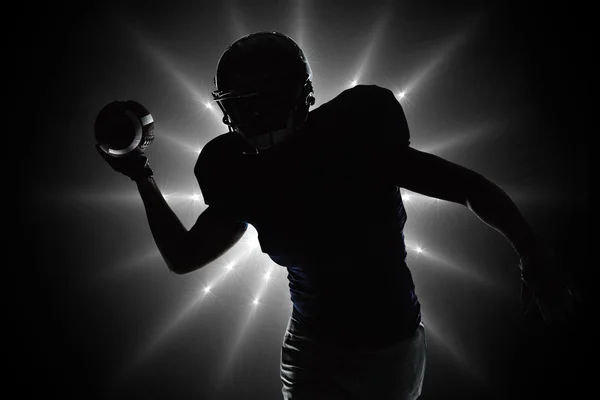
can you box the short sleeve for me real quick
[194,137,225,207]
[375,86,411,149]
[193,134,251,225]
[336,85,411,180]
[353,85,410,150]
[372,86,411,177]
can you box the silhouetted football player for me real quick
[97,32,580,400]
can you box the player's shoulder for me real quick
[340,84,395,99]
[194,132,239,175]
[307,84,410,152]
[312,84,399,120]
[337,84,397,108]
[203,131,237,152]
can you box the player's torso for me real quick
[217,125,408,268]
[197,86,421,344]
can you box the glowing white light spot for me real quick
[416,246,424,254]
[264,271,271,281]
[253,298,259,305]
[226,263,234,271]
[204,286,211,293]
[402,194,412,202]
[205,102,213,110]
[350,80,358,87]
[397,91,406,99]
[191,194,201,202]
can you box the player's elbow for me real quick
[165,211,248,275]
[169,265,201,275]
[166,260,192,275]
[168,255,212,275]
[463,173,502,208]
[162,246,211,275]
[167,263,202,275]
[168,230,247,275]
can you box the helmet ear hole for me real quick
[306,94,315,106]
[223,116,231,125]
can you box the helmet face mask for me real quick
[212,31,314,152]
[221,87,298,131]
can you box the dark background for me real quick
[14,0,590,398]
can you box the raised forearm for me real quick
[465,178,539,258]
[135,176,188,271]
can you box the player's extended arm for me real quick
[397,146,584,324]
[397,147,539,258]
[136,176,248,274]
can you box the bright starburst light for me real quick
[92,3,496,389]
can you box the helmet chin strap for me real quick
[238,110,298,154]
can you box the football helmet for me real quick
[212,31,315,153]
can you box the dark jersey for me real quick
[195,85,421,346]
